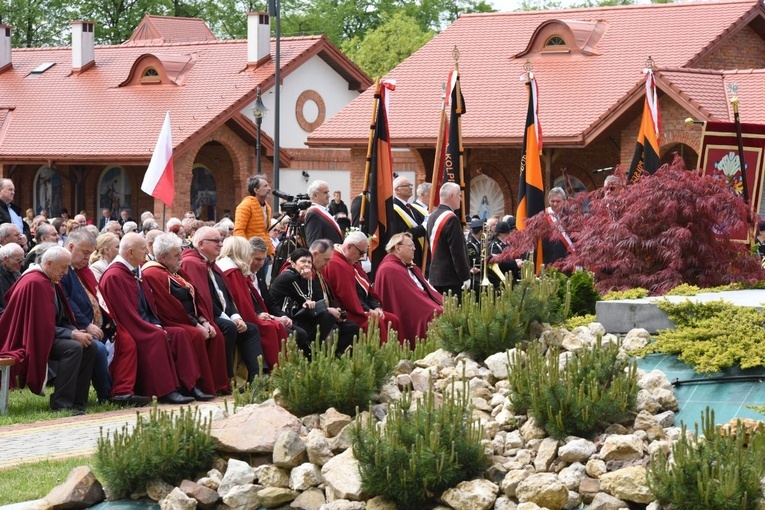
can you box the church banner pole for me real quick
[359,78,381,235]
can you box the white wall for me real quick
[241,55,362,149]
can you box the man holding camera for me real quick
[305,180,344,245]
[234,175,274,275]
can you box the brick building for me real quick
[308,0,765,219]
[0,14,371,222]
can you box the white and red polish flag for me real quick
[141,111,175,206]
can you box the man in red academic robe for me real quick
[142,233,229,397]
[180,226,265,382]
[376,233,443,346]
[0,246,97,414]
[323,231,400,344]
[99,233,198,404]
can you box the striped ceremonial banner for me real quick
[627,68,661,184]
[515,72,545,273]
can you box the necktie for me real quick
[406,203,414,216]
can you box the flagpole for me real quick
[430,84,447,211]
[359,78,382,234]
[729,83,753,246]
[454,47,467,226]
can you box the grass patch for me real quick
[0,387,122,426]
[0,456,93,505]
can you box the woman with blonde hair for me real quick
[89,233,120,281]
[217,236,285,368]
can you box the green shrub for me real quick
[601,288,650,300]
[508,340,638,439]
[562,313,596,331]
[272,324,404,417]
[352,382,487,510]
[94,405,215,497]
[233,373,276,407]
[643,300,765,373]
[567,270,600,316]
[428,262,566,361]
[648,408,765,510]
[665,282,744,296]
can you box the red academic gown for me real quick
[141,262,230,395]
[323,250,400,344]
[375,253,443,346]
[216,258,286,368]
[0,269,71,394]
[100,261,200,397]
[179,248,220,324]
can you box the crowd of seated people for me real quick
[0,176,450,416]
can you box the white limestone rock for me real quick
[290,463,323,491]
[622,328,650,353]
[306,428,335,466]
[147,480,174,502]
[515,473,569,510]
[533,437,559,472]
[587,492,627,510]
[320,447,364,501]
[217,459,256,498]
[500,468,532,497]
[600,434,645,462]
[558,462,586,491]
[599,466,653,504]
[222,484,260,509]
[211,401,301,453]
[290,488,326,510]
[258,487,299,508]
[255,465,290,488]
[273,430,308,468]
[160,487,197,510]
[320,408,353,438]
[440,479,499,510]
[558,438,596,463]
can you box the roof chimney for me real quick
[0,25,11,73]
[71,21,95,72]
[247,12,271,67]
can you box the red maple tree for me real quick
[502,156,765,295]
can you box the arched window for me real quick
[470,174,506,220]
[33,165,62,216]
[98,166,132,218]
[141,67,160,84]
[191,165,217,221]
[544,35,567,48]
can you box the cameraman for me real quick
[305,180,344,245]
[234,175,274,277]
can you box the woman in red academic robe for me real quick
[217,236,286,368]
[375,232,443,346]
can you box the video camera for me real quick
[273,190,312,216]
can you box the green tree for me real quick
[341,11,434,79]
[0,0,69,47]
[75,0,171,45]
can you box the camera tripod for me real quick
[269,212,307,284]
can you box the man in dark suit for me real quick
[0,178,31,242]
[305,180,344,245]
[391,176,427,269]
[427,182,470,300]
[98,208,117,230]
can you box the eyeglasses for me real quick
[396,184,413,189]
[202,238,223,244]
[352,244,368,256]
[399,243,415,248]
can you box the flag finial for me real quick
[523,60,533,72]
[452,45,460,64]
[728,82,740,114]
[645,56,655,69]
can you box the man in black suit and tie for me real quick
[391,176,427,269]
[304,180,344,246]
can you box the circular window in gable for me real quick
[295,90,326,132]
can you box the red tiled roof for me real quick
[0,34,369,162]
[654,67,765,123]
[309,0,764,148]
[125,15,217,44]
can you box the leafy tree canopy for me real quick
[341,11,435,78]
[503,157,765,295]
